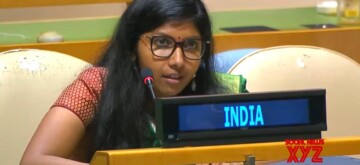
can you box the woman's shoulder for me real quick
[79,66,108,78]
[70,66,108,96]
[51,66,108,126]
[77,66,107,84]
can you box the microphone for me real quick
[141,68,156,100]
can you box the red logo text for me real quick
[285,139,324,163]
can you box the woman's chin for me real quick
[156,88,182,97]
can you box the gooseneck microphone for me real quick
[141,68,156,100]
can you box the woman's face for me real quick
[137,21,202,97]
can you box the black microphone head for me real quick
[141,68,156,99]
[141,68,154,85]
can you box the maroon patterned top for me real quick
[52,67,107,126]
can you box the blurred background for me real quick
[1,0,325,22]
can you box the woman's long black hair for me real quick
[86,0,224,161]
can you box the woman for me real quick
[20,0,225,164]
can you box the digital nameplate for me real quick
[155,89,326,147]
[179,99,309,131]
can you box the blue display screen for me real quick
[179,99,309,131]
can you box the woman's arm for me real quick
[20,107,88,165]
[20,67,105,165]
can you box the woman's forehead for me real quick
[149,21,201,40]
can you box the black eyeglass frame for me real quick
[143,35,210,60]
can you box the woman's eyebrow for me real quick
[150,32,201,40]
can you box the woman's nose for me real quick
[168,46,184,69]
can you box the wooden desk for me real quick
[1,27,360,64]
[1,7,359,64]
[214,27,360,65]
[90,136,360,165]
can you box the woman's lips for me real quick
[163,74,182,84]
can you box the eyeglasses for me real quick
[142,35,210,60]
